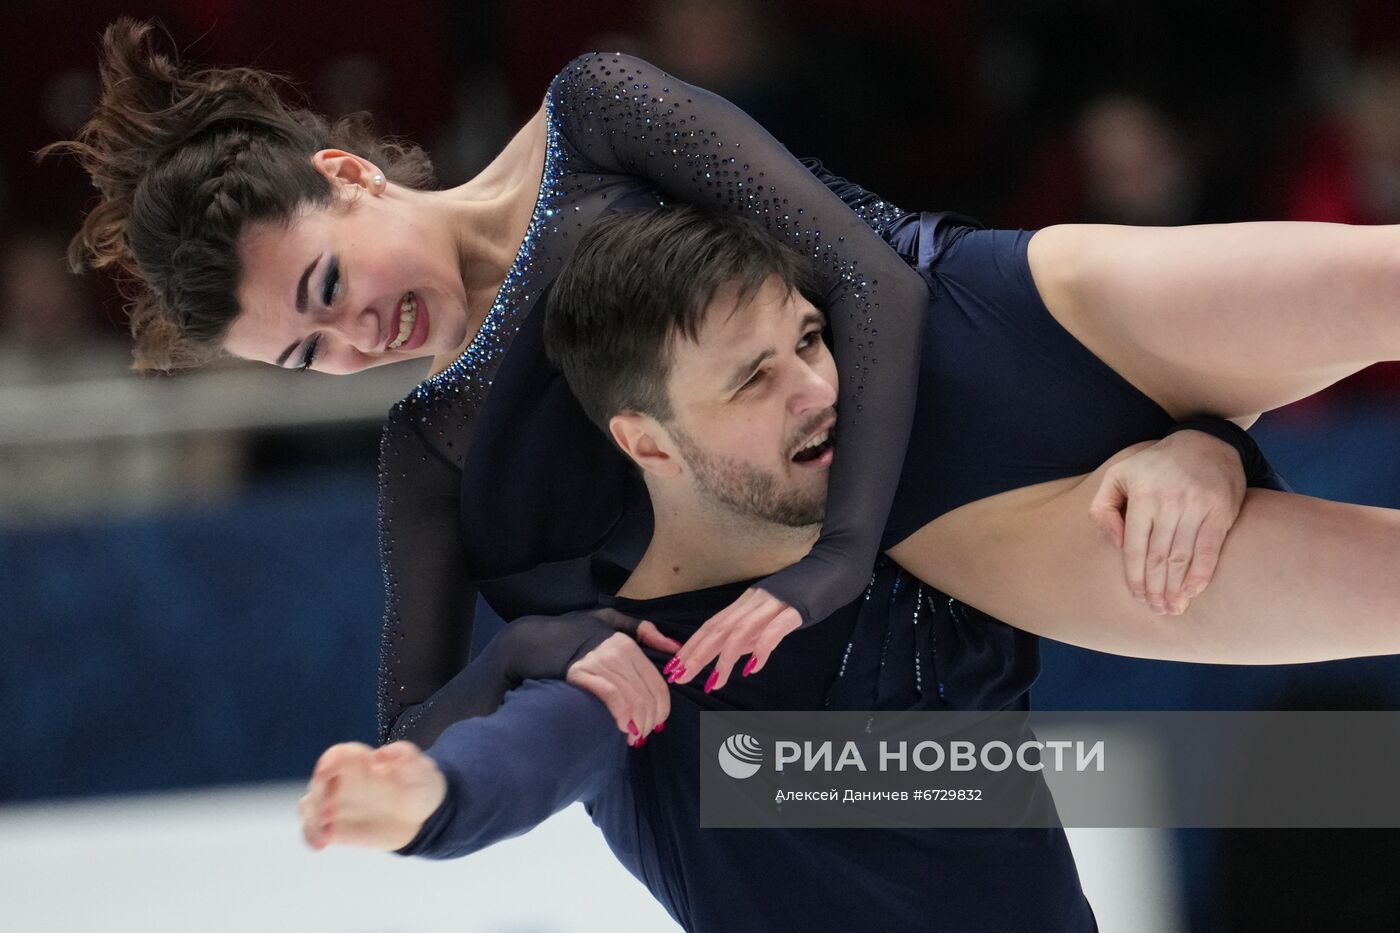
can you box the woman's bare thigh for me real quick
[886,465,1400,665]
[1027,224,1388,420]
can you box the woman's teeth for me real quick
[388,292,417,350]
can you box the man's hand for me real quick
[566,622,679,744]
[664,587,802,693]
[298,741,446,851]
[1088,430,1247,615]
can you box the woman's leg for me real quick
[887,454,1400,664]
[1028,222,1400,420]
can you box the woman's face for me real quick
[226,177,471,375]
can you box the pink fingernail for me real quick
[628,720,639,736]
[742,657,757,677]
[663,658,678,675]
[635,736,648,749]
[654,721,666,734]
[704,671,719,693]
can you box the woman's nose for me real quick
[327,304,383,354]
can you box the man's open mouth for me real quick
[792,428,834,463]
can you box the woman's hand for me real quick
[566,622,680,745]
[1089,430,1247,615]
[664,588,802,693]
[298,741,446,852]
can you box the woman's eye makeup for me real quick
[321,257,341,306]
[298,334,321,372]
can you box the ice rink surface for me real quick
[0,783,1182,932]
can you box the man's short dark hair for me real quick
[544,206,820,431]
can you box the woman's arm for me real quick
[376,404,477,745]
[888,455,1400,665]
[1028,222,1400,421]
[551,54,929,631]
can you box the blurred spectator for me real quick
[1004,93,1204,228]
[1284,55,1400,224]
[0,228,126,385]
[1076,95,1200,226]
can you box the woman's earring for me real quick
[372,174,385,189]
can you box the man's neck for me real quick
[618,498,818,601]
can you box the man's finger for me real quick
[626,646,670,732]
[1164,510,1207,613]
[636,620,683,654]
[595,647,655,737]
[1181,513,1229,602]
[617,644,661,735]
[1142,514,1177,613]
[568,669,636,738]
[1088,474,1128,547]
[1120,498,1154,605]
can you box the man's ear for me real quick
[310,149,385,196]
[609,412,681,478]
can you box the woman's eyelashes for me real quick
[297,258,341,371]
[321,257,341,306]
[298,334,321,371]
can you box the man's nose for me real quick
[789,360,838,414]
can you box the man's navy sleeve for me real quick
[396,679,625,859]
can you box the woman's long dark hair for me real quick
[42,18,436,370]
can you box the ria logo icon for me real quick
[718,733,764,779]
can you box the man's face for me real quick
[662,275,838,528]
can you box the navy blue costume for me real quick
[375,53,1281,749]
[368,53,1286,929]
[400,571,1098,933]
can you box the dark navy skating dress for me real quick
[375,53,1281,750]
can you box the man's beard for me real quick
[670,424,825,528]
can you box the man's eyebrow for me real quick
[726,348,774,391]
[800,311,827,330]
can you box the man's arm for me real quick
[302,680,625,858]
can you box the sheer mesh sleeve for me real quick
[797,157,910,235]
[376,403,476,744]
[551,54,929,626]
[382,608,647,748]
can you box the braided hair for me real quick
[42,19,435,370]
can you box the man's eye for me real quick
[798,330,822,350]
[739,370,765,391]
